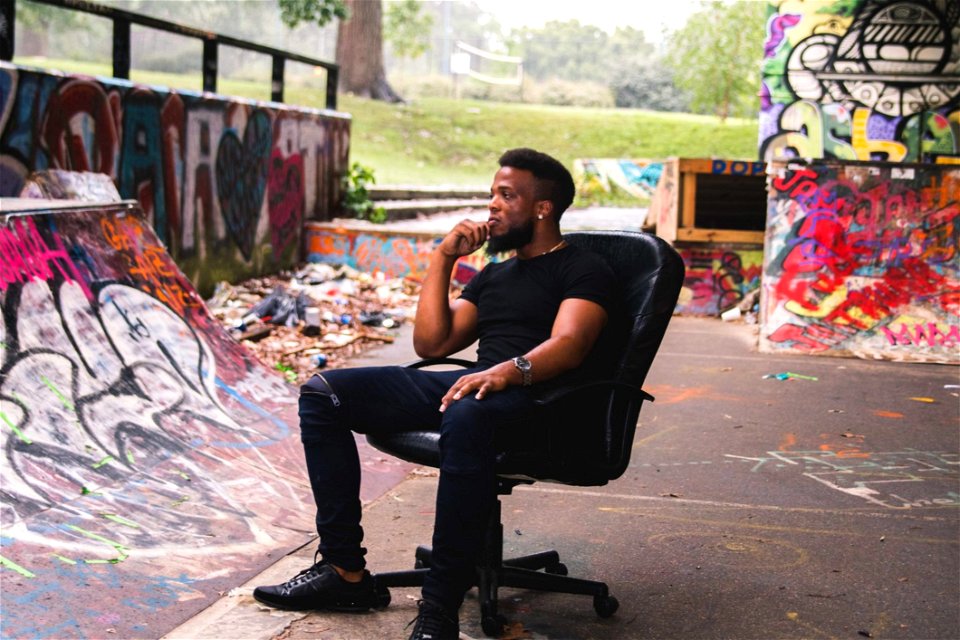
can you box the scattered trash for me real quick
[945,384,959,389]
[840,432,864,439]
[828,409,846,414]
[499,621,533,640]
[858,631,874,638]
[207,262,422,385]
[763,372,819,381]
[720,307,741,322]
[909,397,936,403]
[873,410,904,419]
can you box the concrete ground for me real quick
[167,317,959,640]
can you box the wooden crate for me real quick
[651,158,767,244]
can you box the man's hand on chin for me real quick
[440,220,490,258]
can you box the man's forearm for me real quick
[412,249,458,356]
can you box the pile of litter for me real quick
[207,263,422,385]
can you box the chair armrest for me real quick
[404,357,477,369]
[532,379,654,406]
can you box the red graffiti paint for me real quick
[40,79,119,176]
[267,148,304,257]
[766,164,959,361]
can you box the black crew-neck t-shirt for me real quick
[458,244,620,384]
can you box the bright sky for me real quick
[470,0,705,42]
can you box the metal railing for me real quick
[0,0,340,109]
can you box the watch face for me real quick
[515,356,531,371]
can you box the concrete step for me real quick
[377,198,488,219]
[369,185,488,201]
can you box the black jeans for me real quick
[298,365,536,614]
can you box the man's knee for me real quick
[298,374,345,444]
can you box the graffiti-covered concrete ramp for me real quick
[0,200,397,639]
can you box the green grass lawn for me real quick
[14,56,760,190]
[334,95,760,187]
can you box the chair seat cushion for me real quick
[366,431,611,487]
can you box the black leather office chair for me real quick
[368,230,684,636]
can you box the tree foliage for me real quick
[507,21,653,84]
[610,64,691,111]
[384,0,433,60]
[666,0,768,121]
[277,0,347,29]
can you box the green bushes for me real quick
[341,163,387,223]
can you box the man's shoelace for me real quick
[407,602,452,637]
[282,553,325,589]
[284,563,323,588]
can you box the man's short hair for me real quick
[498,148,575,219]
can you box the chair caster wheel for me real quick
[481,614,507,636]
[374,586,391,609]
[594,594,619,618]
[545,562,568,576]
[414,546,431,569]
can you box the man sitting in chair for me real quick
[254,148,618,639]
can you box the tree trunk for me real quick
[336,0,402,103]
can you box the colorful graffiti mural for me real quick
[573,159,663,200]
[0,201,327,637]
[676,245,764,316]
[0,62,351,296]
[760,160,959,363]
[305,223,496,285]
[760,0,960,163]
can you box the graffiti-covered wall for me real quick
[678,245,764,316]
[760,160,959,363]
[0,63,351,296]
[305,223,496,286]
[573,159,663,201]
[760,0,960,163]
[0,201,313,637]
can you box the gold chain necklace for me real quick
[542,240,566,255]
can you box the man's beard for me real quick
[486,219,534,256]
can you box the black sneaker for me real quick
[407,599,459,640]
[253,559,378,612]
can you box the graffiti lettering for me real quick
[760,1,959,163]
[762,162,959,362]
[0,205,313,637]
[710,159,765,176]
[267,148,304,258]
[881,323,960,347]
[1,64,350,296]
[678,247,763,315]
[0,216,91,298]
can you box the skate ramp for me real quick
[0,200,406,638]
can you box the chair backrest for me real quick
[497,231,684,486]
[565,231,683,387]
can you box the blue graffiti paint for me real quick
[213,376,291,446]
[120,92,168,245]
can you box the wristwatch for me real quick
[512,356,533,386]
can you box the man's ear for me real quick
[535,200,553,219]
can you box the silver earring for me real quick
[537,215,544,220]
